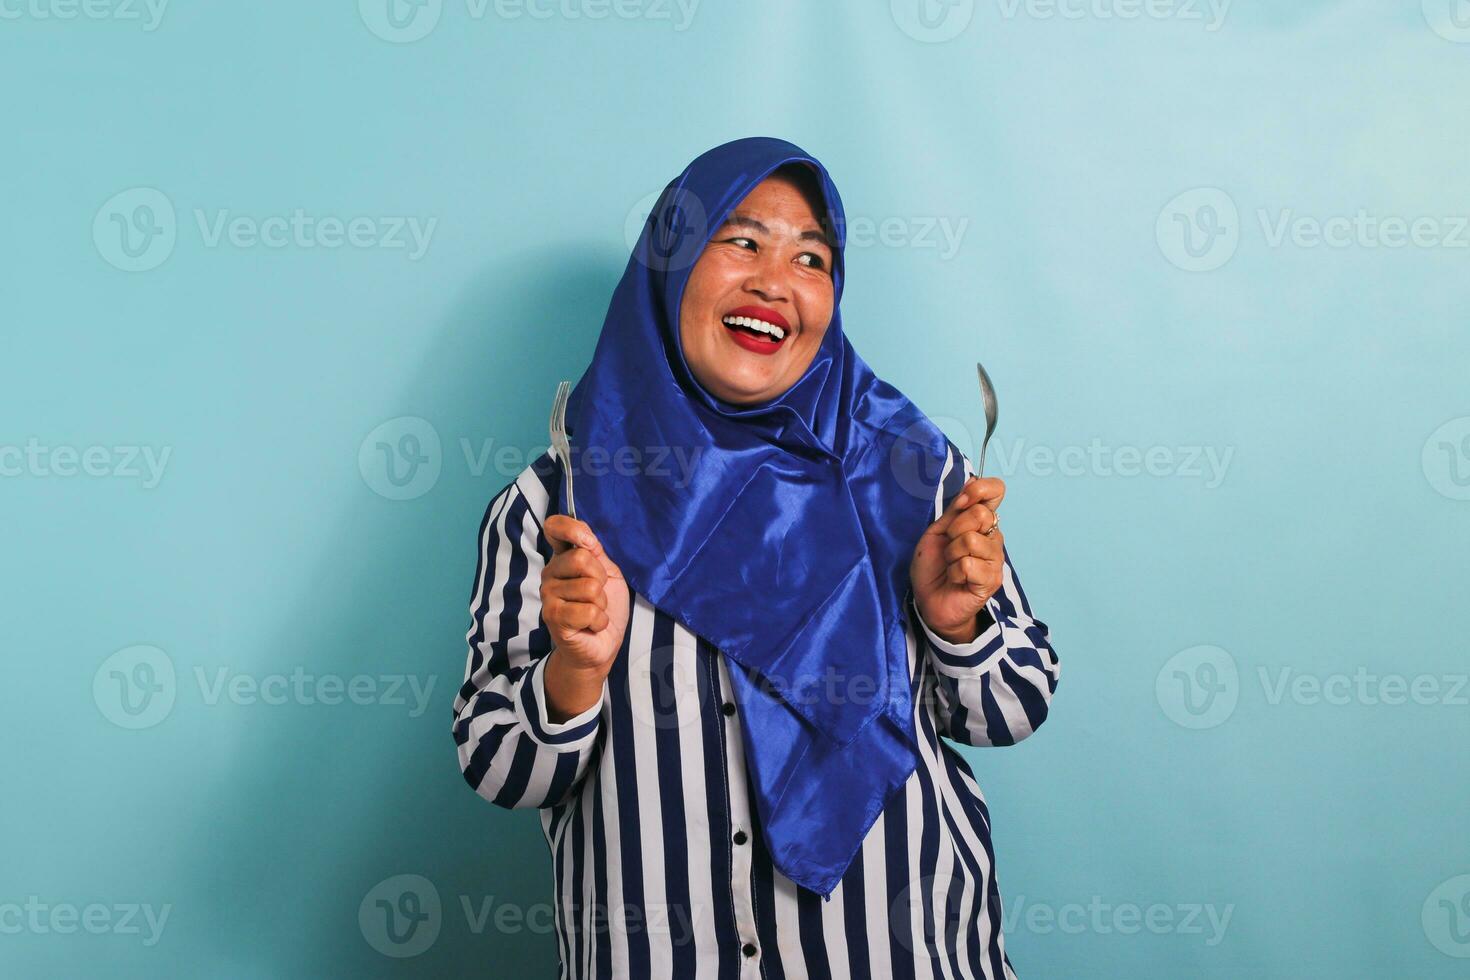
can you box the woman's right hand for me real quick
[541,515,630,679]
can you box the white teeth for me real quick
[721,315,786,340]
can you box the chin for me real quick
[719,374,780,403]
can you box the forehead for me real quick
[726,175,825,226]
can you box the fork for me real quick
[549,380,577,520]
[975,361,998,478]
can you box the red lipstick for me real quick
[721,305,791,356]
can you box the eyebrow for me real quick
[719,212,832,247]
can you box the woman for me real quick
[452,137,1060,979]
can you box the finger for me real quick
[943,530,1002,565]
[544,515,603,555]
[968,476,1005,512]
[946,504,997,540]
[937,476,980,521]
[552,598,605,634]
[932,476,1006,535]
[545,575,606,607]
[546,547,607,583]
[948,556,1001,598]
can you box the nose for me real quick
[742,251,789,304]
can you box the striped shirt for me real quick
[452,440,1060,979]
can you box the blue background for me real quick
[4,1,1468,976]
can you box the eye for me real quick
[797,252,828,271]
[719,236,757,251]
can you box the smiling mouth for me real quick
[720,304,792,355]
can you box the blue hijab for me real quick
[564,136,951,898]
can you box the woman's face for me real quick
[678,174,835,405]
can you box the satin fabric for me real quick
[563,136,952,898]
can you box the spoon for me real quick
[975,361,998,478]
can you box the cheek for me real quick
[680,258,735,336]
[799,287,835,340]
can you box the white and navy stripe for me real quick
[452,441,1060,979]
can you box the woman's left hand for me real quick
[909,476,1006,645]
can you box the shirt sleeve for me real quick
[451,470,605,809]
[913,439,1061,747]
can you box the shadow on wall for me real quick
[176,245,625,977]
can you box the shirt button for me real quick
[721,701,736,717]
[733,830,748,845]
[742,942,758,958]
